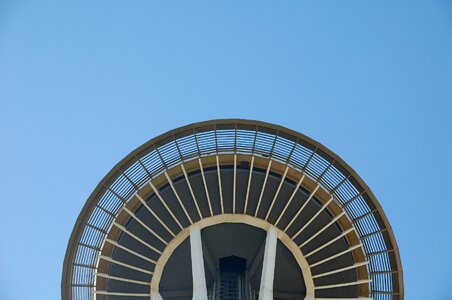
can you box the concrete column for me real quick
[150,290,163,300]
[190,226,208,300]
[259,226,278,300]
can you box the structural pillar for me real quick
[259,226,278,300]
[190,226,208,300]
[150,290,163,300]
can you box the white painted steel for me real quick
[284,184,320,232]
[255,160,272,217]
[199,158,214,216]
[164,171,193,224]
[149,182,184,229]
[258,227,278,300]
[135,193,176,237]
[189,226,208,300]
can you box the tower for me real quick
[62,120,403,300]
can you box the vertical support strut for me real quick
[259,227,278,300]
[190,226,208,300]
[151,290,163,300]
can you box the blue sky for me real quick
[0,1,451,299]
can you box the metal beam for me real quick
[216,155,224,214]
[199,158,214,216]
[105,238,156,264]
[310,244,362,268]
[181,164,203,219]
[135,193,176,237]
[164,171,193,224]
[292,197,334,240]
[305,227,354,258]
[315,279,371,290]
[94,291,150,297]
[244,156,255,214]
[275,175,305,226]
[99,255,153,275]
[312,261,368,279]
[255,160,272,217]
[299,211,345,248]
[113,223,162,255]
[123,207,168,245]
[233,154,237,213]
[315,297,373,300]
[265,166,289,221]
[149,181,184,230]
[284,185,320,232]
[96,272,150,285]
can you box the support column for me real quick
[150,290,163,300]
[259,226,278,300]
[190,226,208,300]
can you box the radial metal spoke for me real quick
[265,166,289,221]
[94,291,151,297]
[315,279,371,290]
[149,181,184,230]
[255,160,272,217]
[292,197,334,240]
[164,171,193,224]
[299,211,345,248]
[305,227,355,258]
[105,238,156,264]
[123,207,168,245]
[216,155,224,214]
[275,174,305,226]
[198,158,214,216]
[113,223,162,255]
[244,156,255,214]
[310,244,362,268]
[99,255,153,275]
[284,184,320,232]
[315,297,373,300]
[312,261,368,279]
[135,194,176,237]
[96,272,150,285]
[233,154,237,213]
[181,164,203,219]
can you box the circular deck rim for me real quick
[62,119,403,300]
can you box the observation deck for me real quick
[62,119,403,300]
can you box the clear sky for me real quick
[0,1,451,299]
